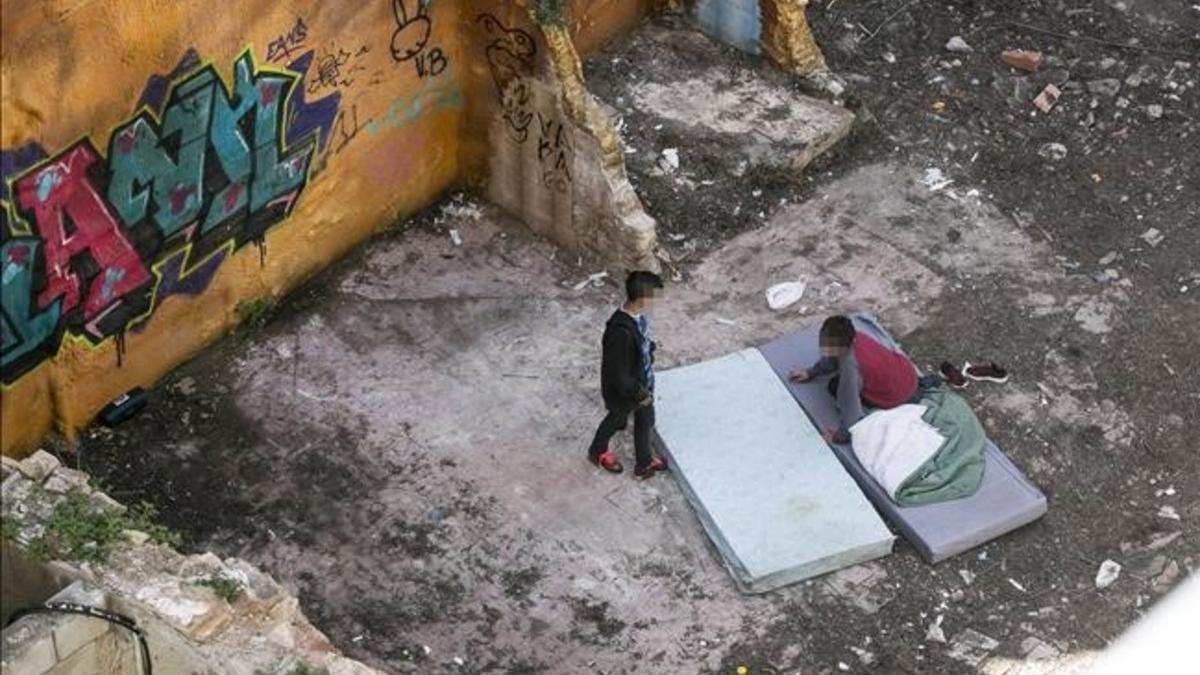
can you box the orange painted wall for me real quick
[0,0,665,457]
[1,0,466,454]
[567,0,658,56]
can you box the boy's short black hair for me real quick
[625,270,664,302]
[819,315,856,347]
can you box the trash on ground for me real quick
[921,167,954,191]
[925,615,947,643]
[945,36,973,53]
[766,279,808,310]
[1033,84,1061,112]
[449,229,463,246]
[1147,104,1164,119]
[1157,505,1180,520]
[1140,227,1164,247]
[660,148,680,172]
[1001,49,1043,72]
[572,271,609,291]
[947,628,999,666]
[1037,142,1068,161]
[1095,559,1121,589]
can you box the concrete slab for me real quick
[655,348,893,593]
[591,23,852,174]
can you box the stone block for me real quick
[1,617,59,674]
[42,468,91,495]
[52,614,110,662]
[17,450,60,482]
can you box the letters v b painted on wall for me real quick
[1,48,339,387]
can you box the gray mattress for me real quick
[654,349,893,593]
[756,315,1047,563]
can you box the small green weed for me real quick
[290,662,329,675]
[28,491,179,563]
[235,297,276,329]
[534,0,564,25]
[1,515,20,541]
[197,575,244,603]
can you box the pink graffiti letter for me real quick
[16,143,151,319]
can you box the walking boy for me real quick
[790,315,921,444]
[587,271,670,478]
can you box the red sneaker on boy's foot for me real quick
[590,450,624,474]
[634,456,669,479]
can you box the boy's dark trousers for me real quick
[587,403,655,470]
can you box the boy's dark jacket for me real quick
[601,309,654,409]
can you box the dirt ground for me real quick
[69,2,1197,674]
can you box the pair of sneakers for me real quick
[590,450,669,479]
[939,361,1010,389]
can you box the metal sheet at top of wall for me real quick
[695,0,762,54]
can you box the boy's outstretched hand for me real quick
[789,369,811,383]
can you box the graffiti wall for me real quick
[0,0,678,455]
[1,0,465,453]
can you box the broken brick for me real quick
[1002,49,1043,72]
[1033,84,1061,113]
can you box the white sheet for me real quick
[850,404,944,500]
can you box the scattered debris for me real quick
[837,662,850,672]
[1001,49,1043,72]
[959,569,976,585]
[572,271,609,291]
[1152,560,1180,593]
[1033,84,1061,112]
[714,317,739,326]
[1098,251,1120,265]
[440,195,484,221]
[1008,577,1027,593]
[921,167,954,191]
[1157,505,1180,520]
[850,646,875,665]
[660,148,680,172]
[1095,559,1122,589]
[882,52,897,64]
[448,229,463,247]
[1021,636,1061,661]
[1093,268,1120,285]
[947,629,1000,666]
[1146,104,1164,119]
[925,615,947,643]
[766,279,808,310]
[1140,227,1165,247]
[1037,142,1068,161]
[1087,79,1122,97]
[945,36,973,53]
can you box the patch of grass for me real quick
[235,297,277,329]
[1,515,20,541]
[28,491,179,563]
[534,0,564,25]
[197,574,244,603]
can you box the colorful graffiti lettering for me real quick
[477,13,537,144]
[0,50,338,385]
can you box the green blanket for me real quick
[896,389,987,506]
